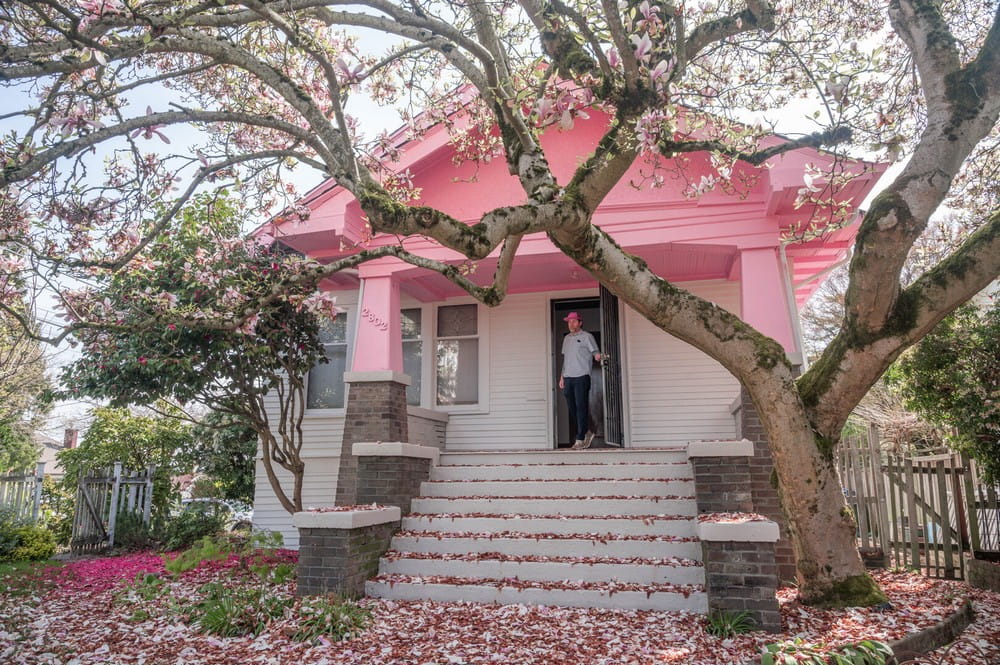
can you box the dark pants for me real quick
[563,375,591,442]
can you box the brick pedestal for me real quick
[354,442,439,515]
[293,508,401,597]
[698,519,781,633]
[688,440,754,515]
[738,389,796,582]
[336,371,410,506]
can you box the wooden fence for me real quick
[70,463,155,554]
[838,424,1000,580]
[0,463,45,523]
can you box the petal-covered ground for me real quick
[1,552,997,665]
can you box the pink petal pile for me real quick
[1,555,997,664]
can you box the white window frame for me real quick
[432,300,490,414]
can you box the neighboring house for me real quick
[34,428,77,479]
[252,109,887,550]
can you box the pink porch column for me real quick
[336,266,411,506]
[739,247,797,355]
[351,272,403,373]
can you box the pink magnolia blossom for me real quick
[130,106,171,144]
[50,103,105,138]
[606,47,621,69]
[630,33,653,62]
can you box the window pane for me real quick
[401,308,422,340]
[438,304,477,337]
[403,340,422,406]
[436,339,478,405]
[307,344,346,408]
[318,316,347,344]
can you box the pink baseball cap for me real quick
[563,312,582,322]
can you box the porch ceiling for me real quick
[395,241,739,301]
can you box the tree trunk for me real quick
[747,372,886,606]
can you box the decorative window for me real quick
[306,315,348,409]
[401,308,422,406]
[435,304,479,406]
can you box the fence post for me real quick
[107,462,123,549]
[142,465,155,526]
[960,452,981,553]
[32,462,45,522]
[867,424,890,557]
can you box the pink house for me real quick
[252,107,886,602]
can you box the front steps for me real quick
[366,448,708,612]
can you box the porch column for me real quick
[336,267,411,506]
[739,247,798,357]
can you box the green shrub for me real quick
[761,638,893,665]
[190,581,293,637]
[163,536,231,575]
[292,594,370,643]
[163,506,228,551]
[0,507,56,562]
[705,609,756,638]
[6,525,56,562]
[113,510,157,551]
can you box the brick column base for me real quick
[293,508,401,598]
[699,520,781,633]
[355,442,439,515]
[336,372,410,506]
[739,388,796,582]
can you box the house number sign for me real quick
[361,307,389,331]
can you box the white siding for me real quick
[252,290,358,549]
[444,293,551,451]
[624,280,741,447]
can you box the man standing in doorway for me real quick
[558,312,601,450]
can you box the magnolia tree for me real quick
[1,0,999,606]
[59,194,343,513]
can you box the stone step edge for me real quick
[437,461,689,468]
[413,495,696,500]
[406,512,696,521]
[369,573,705,596]
[393,529,699,542]
[382,551,703,567]
[424,477,694,483]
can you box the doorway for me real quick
[551,296,624,449]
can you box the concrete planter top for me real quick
[352,441,440,464]
[292,506,402,530]
[686,439,754,458]
[697,516,780,542]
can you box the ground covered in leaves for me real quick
[1,552,997,664]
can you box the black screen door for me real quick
[600,285,625,447]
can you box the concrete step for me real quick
[379,553,705,585]
[366,575,708,612]
[402,514,697,538]
[437,448,687,467]
[419,479,694,498]
[409,496,697,517]
[429,462,692,482]
[391,532,702,560]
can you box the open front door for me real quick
[600,285,625,447]
[552,294,624,448]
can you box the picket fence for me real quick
[70,463,155,554]
[838,423,1000,580]
[0,463,45,522]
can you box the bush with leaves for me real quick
[0,508,56,562]
[891,297,1000,484]
[292,594,370,643]
[162,510,229,553]
[760,638,893,665]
